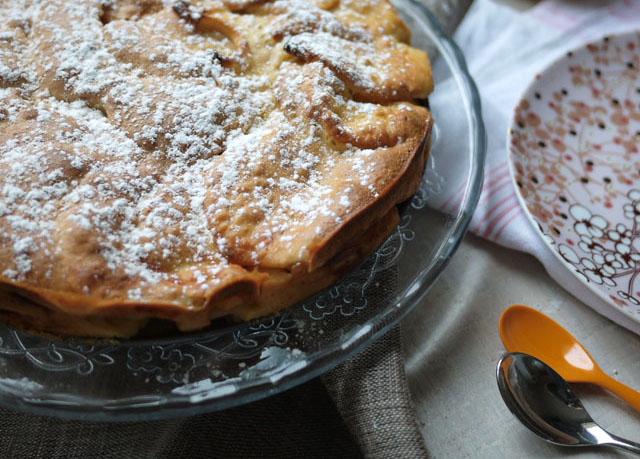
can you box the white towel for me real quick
[437,0,640,333]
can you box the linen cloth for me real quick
[436,0,640,334]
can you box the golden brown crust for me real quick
[0,0,433,337]
[0,205,400,338]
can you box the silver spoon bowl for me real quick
[497,352,640,455]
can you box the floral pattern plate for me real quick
[509,31,640,318]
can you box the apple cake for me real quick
[0,0,433,337]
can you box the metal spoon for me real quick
[497,352,640,455]
[499,304,640,412]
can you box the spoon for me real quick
[499,304,640,412]
[497,352,640,454]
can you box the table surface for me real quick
[401,3,640,456]
[403,232,640,458]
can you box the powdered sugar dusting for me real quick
[0,0,429,306]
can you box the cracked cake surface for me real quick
[0,0,432,337]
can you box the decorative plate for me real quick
[509,31,640,317]
[0,0,485,421]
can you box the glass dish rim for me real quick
[0,0,486,421]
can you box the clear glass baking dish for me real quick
[0,0,485,420]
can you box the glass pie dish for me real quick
[0,0,485,420]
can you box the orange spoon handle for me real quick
[598,373,640,413]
